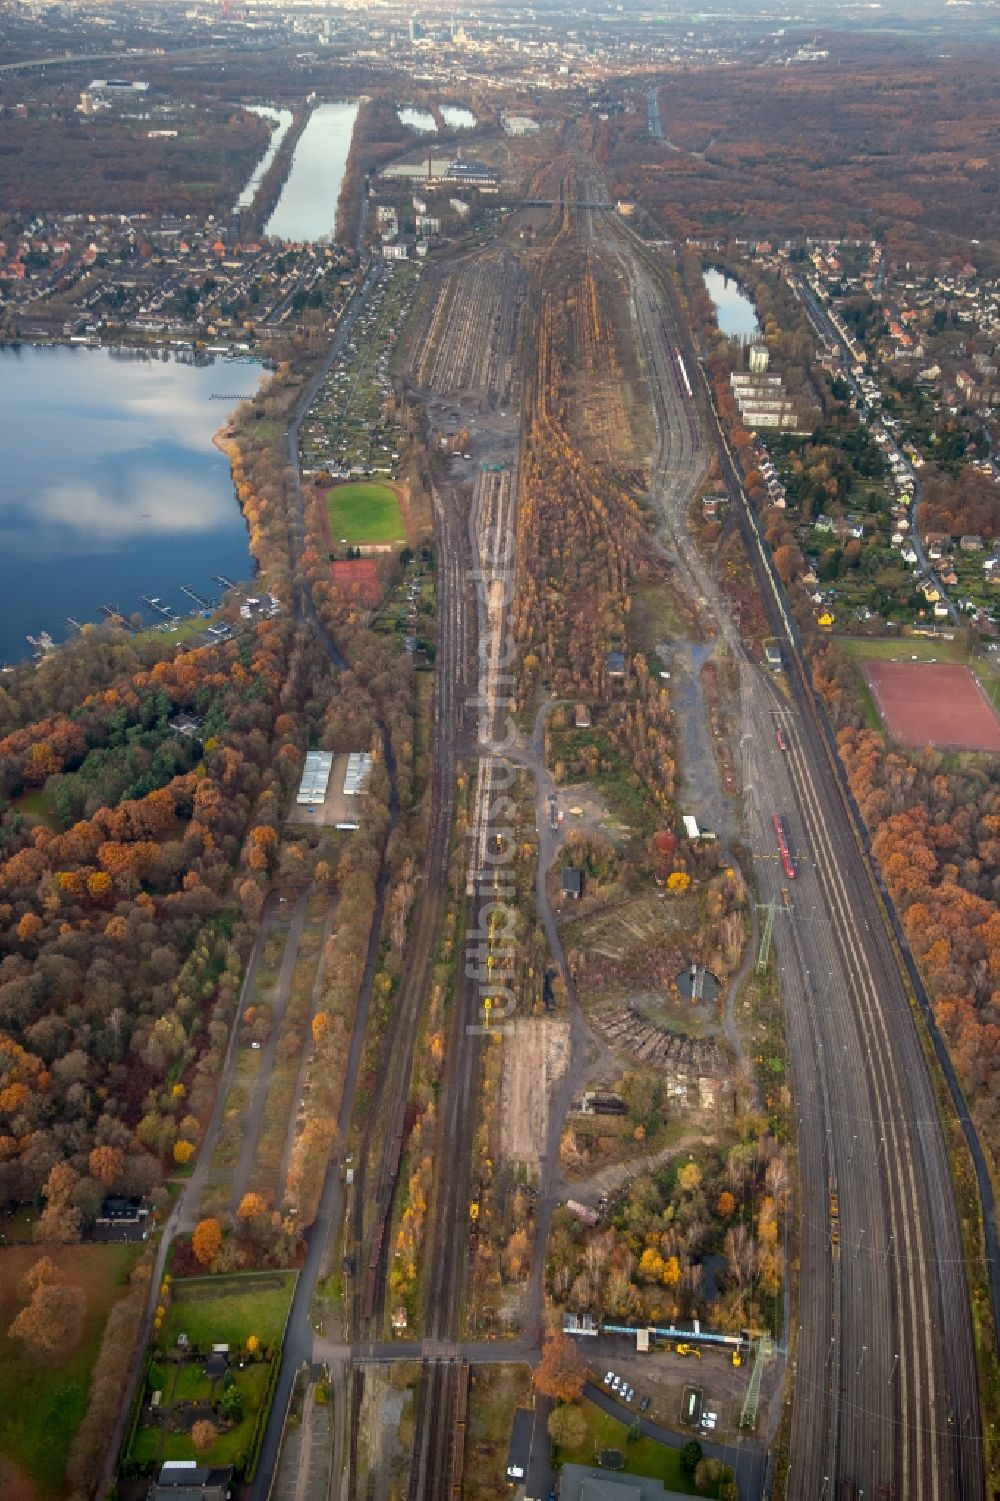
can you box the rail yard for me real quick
[267,152,985,1501]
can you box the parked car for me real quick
[640,1395,651,1413]
[604,1370,615,1387]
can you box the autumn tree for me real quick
[192,1218,222,1268]
[677,1162,703,1194]
[236,1191,268,1224]
[21,1255,59,1298]
[534,1332,586,1403]
[191,1419,218,1454]
[9,1278,86,1359]
[35,1161,82,1244]
[695,1456,725,1494]
[548,1401,587,1449]
[88,1145,124,1190]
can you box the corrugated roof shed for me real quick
[297,750,333,805]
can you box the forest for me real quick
[513,235,677,815]
[0,107,269,217]
[603,48,1000,266]
[0,621,331,1222]
[547,1126,787,1339]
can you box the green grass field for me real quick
[130,1358,271,1470]
[554,1400,707,1495]
[161,1271,296,1352]
[831,634,970,665]
[11,787,59,829]
[327,481,405,545]
[0,1242,141,1499]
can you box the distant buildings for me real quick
[380,157,498,189]
[501,114,540,136]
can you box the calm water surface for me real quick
[236,105,294,211]
[703,266,761,341]
[0,345,261,665]
[441,105,476,129]
[398,106,437,133]
[265,99,360,242]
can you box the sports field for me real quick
[862,660,1000,752]
[326,481,405,545]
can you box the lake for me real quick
[441,105,476,129]
[265,99,360,242]
[0,345,261,666]
[398,106,437,133]
[236,105,294,211]
[703,266,761,342]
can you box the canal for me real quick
[0,345,261,666]
[703,266,761,342]
[264,99,360,242]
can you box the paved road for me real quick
[229,889,308,1213]
[96,890,284,1498]
[251,263,400,1500]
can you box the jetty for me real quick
[213,574,247,597]
[179,584,214,610]
[139,594,179,622]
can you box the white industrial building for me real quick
[344,752,373,796]
[296,750,334,806]
[502,114,539,136]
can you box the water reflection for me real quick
[398,106,438,132]
[0,346,261,662]
[441,105,476,129]
[703,266,761,342]
[265,100,360,242]
[236,105,294,211]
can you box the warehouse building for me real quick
[344,752,373,796]
[296,750,334,806]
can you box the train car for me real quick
[675,350,693,398]
[772,814,795,880]
[775,725,787,753]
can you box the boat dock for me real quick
[140,594,179,622]
[179,584,215,610]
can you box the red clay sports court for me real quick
[862,660,1000,753]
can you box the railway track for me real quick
[412,254,525,404]
[574,174,985,1497]
[649,233,986,1494]
[347,473,473,1350]
[399,255,524,1499]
